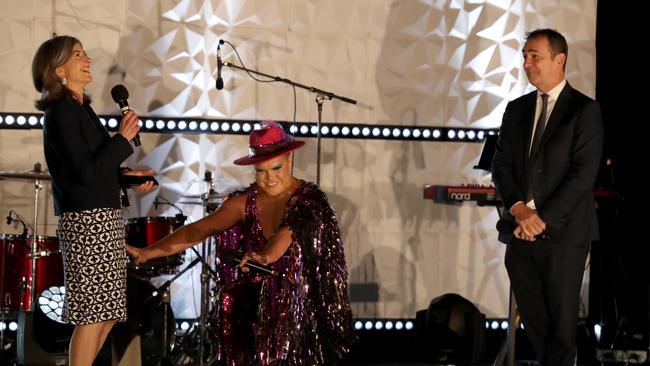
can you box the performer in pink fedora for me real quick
[127,120,355,365]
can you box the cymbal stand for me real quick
[220,39,357,186]
[28,163,45,311]
[143,256,203,365]
[491,203,518,366]
[149,194,219,365]
[0,309,5,356]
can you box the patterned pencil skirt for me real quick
[57,207,127,325]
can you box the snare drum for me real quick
[125,216,185,276]
[0,234,63,312]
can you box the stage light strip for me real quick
[354,319,415,331]
[350,318,519,331]
[0,112,498,142]
[172,317,520,333]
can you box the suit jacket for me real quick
[43,95,133,215]
[492,83,604,245]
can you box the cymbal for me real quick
[0,170,51,181]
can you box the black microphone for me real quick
[496,218,549,240]
[154,198,159,210]
[215,44,223,90]
[6,215,11,225]
[110,84,141,146]
[221,250,278,276]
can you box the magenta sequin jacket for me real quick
[214,181,355,365]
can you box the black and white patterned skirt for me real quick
[57,208,127,325]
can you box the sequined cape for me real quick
[214,181,355,365]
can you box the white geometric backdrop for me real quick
[0,0,596,319]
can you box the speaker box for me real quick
[415,293,486,364]
[17,311,73,366]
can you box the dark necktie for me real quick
[529,93,549,156]
[526,93,548,202]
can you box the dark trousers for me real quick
[505,239,590,366]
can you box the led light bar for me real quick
[0,112,497,142]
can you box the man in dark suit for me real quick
[492,28,604,366]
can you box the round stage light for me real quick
[181,321,190,331]
[38,286,66,324]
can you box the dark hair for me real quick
[525,28,568,70]
[32,35,91,111]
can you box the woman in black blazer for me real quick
[32,35,154,366]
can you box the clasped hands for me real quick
[511,203,546,242]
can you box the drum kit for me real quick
[0,164,56,315]
[0,164,67,364]
[0,165,227,365]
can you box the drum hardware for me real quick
[178,189,225,212]
[26,249,59,259]
[5,210,31,241]
[153,195,185,215]
[197,170,217,366]
[0,164,51,182]
[128,174,224,365]
[0,303,9,360]
[159,171,222,366]
[0,163,51,312]
[127,182,222,365]
[125,216,187,277]
[1,235,64,314]
[29,163,46,311]
[142,256,203,365]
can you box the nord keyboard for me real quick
[424,185,617,204]
[423,185,500,204]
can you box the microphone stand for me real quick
[222,61,357,185]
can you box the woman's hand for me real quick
[239,251,270,272]
[117,110,141,142]
[125,244,149,265]
[123,168,157,192]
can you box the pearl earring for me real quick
[61,78,67,85]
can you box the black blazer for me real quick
[492,83,604,245]
[43,96,134,215]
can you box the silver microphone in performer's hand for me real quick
[220,250,278,276]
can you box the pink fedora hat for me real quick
[233,120,305,166]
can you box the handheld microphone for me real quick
[110,84,141,146]
[6,215,11,225]
[215,44,223,90]
[221,250,278,276]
